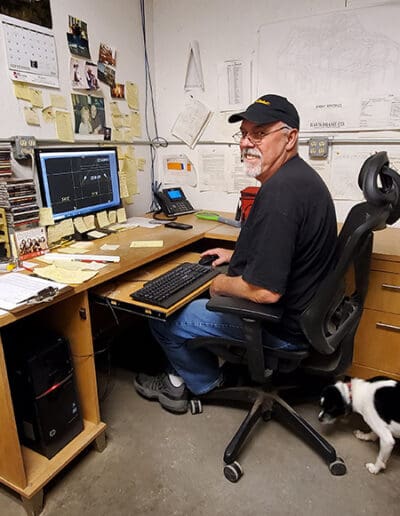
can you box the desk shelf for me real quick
[0,291,106,514]
[1,420,106,498]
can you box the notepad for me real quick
[130,240,164,248]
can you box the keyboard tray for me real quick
[130,262,220,308]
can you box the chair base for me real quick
[190,386,347,481]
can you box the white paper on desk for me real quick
[0,273,69,312]
[171,96,212,149]
[125,217,157,228]
[100,244,120,251]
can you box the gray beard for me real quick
[242,149,262,178]
[244,161,261,178]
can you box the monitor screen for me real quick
[35,147,120,222]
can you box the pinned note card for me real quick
[130,240,164,248]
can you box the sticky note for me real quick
[130,240,164,248]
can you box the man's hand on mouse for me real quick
[200,248,233,267]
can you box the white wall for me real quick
[151,0,400,227]
[0,0,155,216]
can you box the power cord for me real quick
[139,0,168,214]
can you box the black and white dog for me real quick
[319,377,400,474]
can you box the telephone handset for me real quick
[154,187,195,216]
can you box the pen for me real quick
[21,265,34,273]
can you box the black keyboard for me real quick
[130,262,220,308]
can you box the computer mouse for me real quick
[198,254,219,266]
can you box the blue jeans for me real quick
[149,298,303,395]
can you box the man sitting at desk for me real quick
[134,94,337,414]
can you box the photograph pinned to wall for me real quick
[0,0,53,28]
[99,43,117,67]
[89,97,106,134]
[97,62,115,88]
[86,62,99,90]
[72,94,91,135]
[70,58,88,89]
[111,83,125,99]
[71,94,106,135]
[67,15,90,59]
[110,82,125,100]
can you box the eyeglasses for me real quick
[232,125,291,144]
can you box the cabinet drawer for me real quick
[354,309,400,376]
[365,271,400,314]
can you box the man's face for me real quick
[91,105,97,117]
[240,120,294,183]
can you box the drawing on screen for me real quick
[44,155,114,216]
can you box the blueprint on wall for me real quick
[256,5,400,131]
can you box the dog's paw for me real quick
[366,462,384,474]
[354,429,377,441]
[354,430,369,440]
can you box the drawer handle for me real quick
[382,283,400,292]
[376,322,400,332]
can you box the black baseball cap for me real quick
[228,94,299,129]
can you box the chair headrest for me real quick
[358,151,400,225]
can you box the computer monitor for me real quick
[35,147,121,222]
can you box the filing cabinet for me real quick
[350,253,400,380]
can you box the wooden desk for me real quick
[0,213,398,514]
[0,214,233,514]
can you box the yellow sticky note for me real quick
[110,102,122,115]
[55,111,74,142]
[116,207,127,223]
[111,113,124,128]
[73,217,89,234]
[24,106,40,126]
[29,88,44,108]
[50,94,67,109]
[39,207,55,226]
[96,211,110,228]
[137,158,146,171]
[130,111,141,137]
[13,82,31,101]
[126,82,139,110]
[83,215,96,230]
[42,106,55,122]
[113,128,125,142]
[130,240,164,248]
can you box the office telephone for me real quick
[154,187,195,216]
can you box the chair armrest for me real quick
[206,295,283,323]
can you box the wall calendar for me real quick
[1,16,59,88]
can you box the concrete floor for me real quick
[1,366,400,516]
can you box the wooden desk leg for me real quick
[21,489,44,516]
[93,429,107,452]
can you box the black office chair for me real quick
[188,151,400,482]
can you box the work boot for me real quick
[134,372,188,414]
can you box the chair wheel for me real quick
[224,461,243,483]
[329,457,347,476]
[190,399,203,414]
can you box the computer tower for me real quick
[4,327,83,459]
